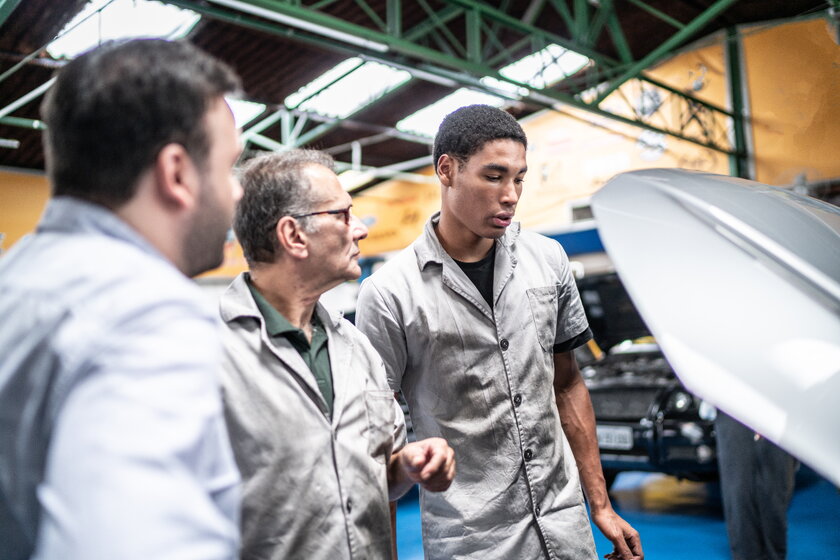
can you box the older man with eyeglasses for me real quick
[218,149,455,560]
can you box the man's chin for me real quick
[483,227,508,239]
[187,251,225,278]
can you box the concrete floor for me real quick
[395,468,840,559]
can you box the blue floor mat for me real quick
[396,469,840,559]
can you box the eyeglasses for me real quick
[290,205,352,225]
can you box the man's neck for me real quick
[435,214,496,263]
[249,266,320,336]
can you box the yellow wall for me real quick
[354,171,439,256]
[744,18,840,184]
[0,168,245,279]
[356,40,732,253]
[0,170,50,252]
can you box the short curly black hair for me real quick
[433,104,527,171]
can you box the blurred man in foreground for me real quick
[0,39,244,559]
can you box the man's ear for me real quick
[153,143,201,210]
[276,216,309,259]
[437,154,455,187]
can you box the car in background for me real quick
[576,272,718,487]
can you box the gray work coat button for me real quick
[500,338,509,350]
[513,394,522,406]
[524,449,533,461]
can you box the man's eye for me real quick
[514,178,525,185]
[486,175,501,181]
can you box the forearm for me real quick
[555,372,611,512]
[554,356,643,558]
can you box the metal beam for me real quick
[242,109,286,140]
[0,77,55,120]
[324,129,431,156]
[171,0,737,154]
[725,26,750,178]
[444,0,610,64]
[0,0,24,29]
[0,116,46,130]
[247,132,287,152]
[547,0,575,34]
[586,0,614,46]
[624,0,685,30]
[386,0,401,37]
[466,6,481,64]
[340,155,437,193]
[205,0,390,52]
[573,0,590,45]
[605,9,634,63]
[521,0,547,26]
[595,0,739,103]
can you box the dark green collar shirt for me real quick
[246,277,334,416]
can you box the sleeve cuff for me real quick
[553,327,593,353]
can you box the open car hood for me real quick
[591,168,840,485]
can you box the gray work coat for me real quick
[357,214,597,560]
[219,273,405,560]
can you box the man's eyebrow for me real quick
[481,163,528,174]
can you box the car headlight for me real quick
[667,391,693,413]
[696,444,714,463]
[680,422,704,443]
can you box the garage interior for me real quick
[1,1,839,558]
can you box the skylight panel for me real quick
[47,0,201,59]
[227,98,266,129]
[479,76,530,99]
[499,44,590,89]
[395,89,505,138]
[284,58,411,119]
[395,44,591,138]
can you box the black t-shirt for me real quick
[454,243,593,352]
[453,244,496,307]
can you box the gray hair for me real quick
[234,149,335,265]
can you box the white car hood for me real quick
[591,168,840,485]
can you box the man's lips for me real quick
[492,213,513,227]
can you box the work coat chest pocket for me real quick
[526,286,559,352]
[364,390,395,463]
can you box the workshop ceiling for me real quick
[0,0,832,190]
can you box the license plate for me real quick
[596,425,634,450]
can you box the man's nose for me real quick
[500,179,520,206]
[350,212,368,241]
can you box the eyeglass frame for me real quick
[289,205,353,225]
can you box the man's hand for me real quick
[388,437,455,500]
[592,507,643,560]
